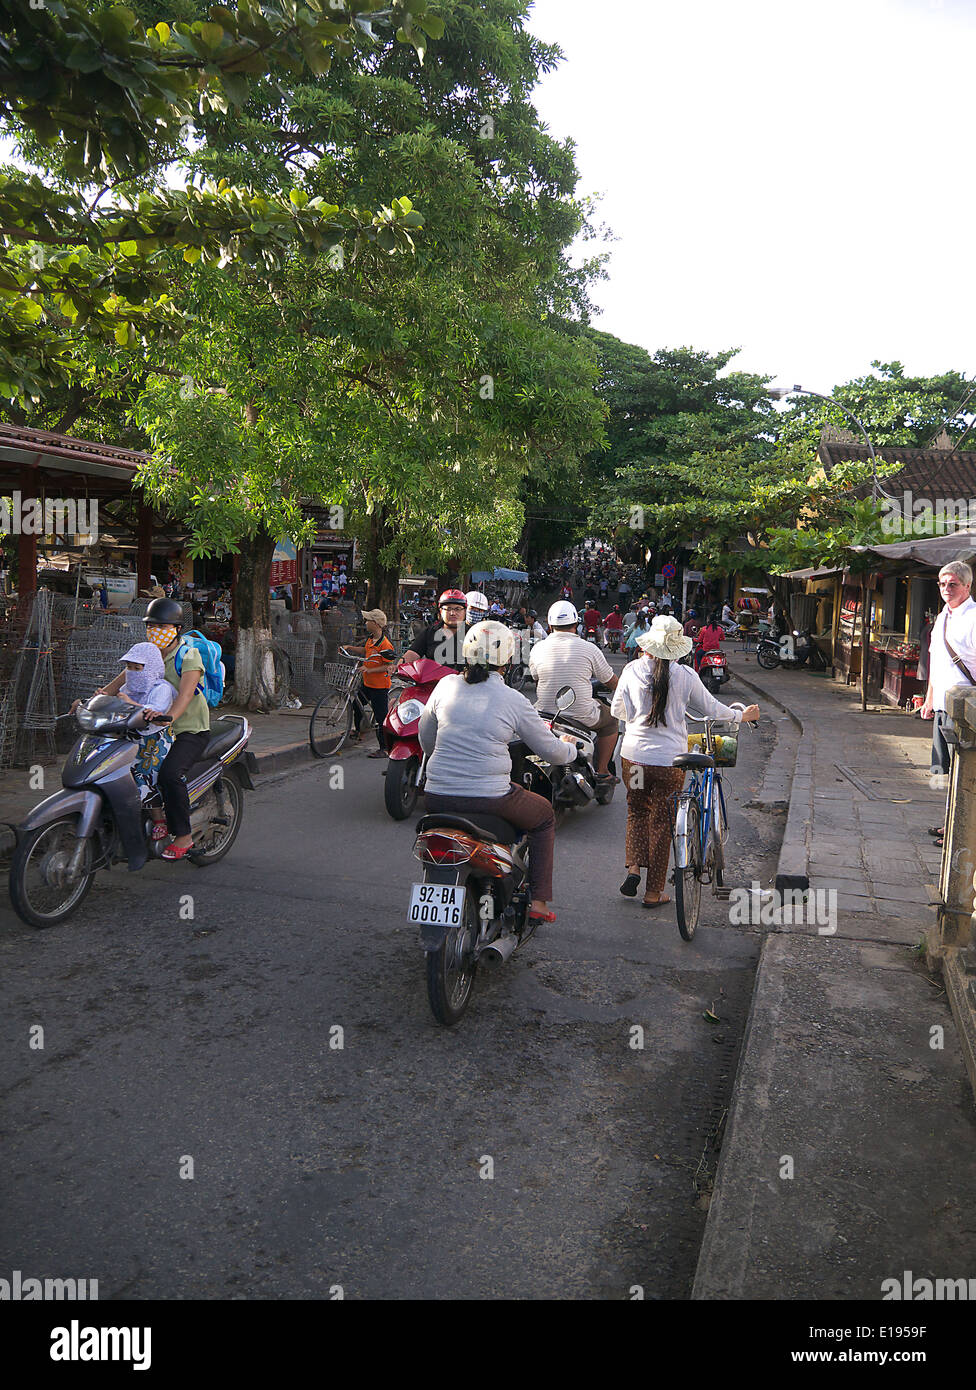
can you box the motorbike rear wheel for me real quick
[188,773,244,866]
[426,893,478,1026]
[757,642,780,670]
[9,818,95,927]
[384,755,420,820]
[702,671,720,694]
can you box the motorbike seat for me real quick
[200,718,245,762]
[181,718,245,782]
[416,812,522,845]
[672,752,715,770]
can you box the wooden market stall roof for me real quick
[0,422,147,497]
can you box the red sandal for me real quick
[150,821,169,841]
[528,909,556,923]
[161,844,193,860]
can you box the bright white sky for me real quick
[527,0,975,393]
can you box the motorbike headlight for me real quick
[397,698,424,724]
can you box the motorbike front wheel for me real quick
[9,818,95,927]
[426,893,478,1026]
[384,755,420,820]
[756,643,780,670]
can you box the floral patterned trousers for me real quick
[621,759,686,894]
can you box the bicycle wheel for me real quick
[711,782,726,888]
[309,688,352,757]
[674,796,703,941]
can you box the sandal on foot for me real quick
[150,821,170,841]
[528,909,556,923]
[619,873,641,897]
[161,844,193,861]
[641,894,672,909]
[928,825,946,837]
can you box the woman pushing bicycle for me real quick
[610,615,759,908]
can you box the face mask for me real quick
[146,624,178,650]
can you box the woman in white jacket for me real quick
[610,616,759,908]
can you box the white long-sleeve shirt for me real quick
[419,671,575,799]
[611,657,742,766]
[928,596,976,711]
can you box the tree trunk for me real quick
[234,531,278,711]
[860,572,870,713]
[363,506,402,620]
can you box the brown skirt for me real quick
[621,759,686,894]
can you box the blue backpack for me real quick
[174,630,225,707]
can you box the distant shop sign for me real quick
[271,537,297,586]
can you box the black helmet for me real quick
[144,597,183,628]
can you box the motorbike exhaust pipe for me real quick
[478,934,519,966]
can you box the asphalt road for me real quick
[0,668,782,1300]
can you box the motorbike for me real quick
[383,656,456,820]
[606,626,622,653]
[756,628,826,671]
[512,684,617,812]
[697,648,730,695]
[9,696,256,928]
[410,685,589,1026]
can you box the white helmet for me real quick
[462,619,515,668]
[547,600,578,627]
[465,589,490,620]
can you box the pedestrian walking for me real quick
[611,616,758,908]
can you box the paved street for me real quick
[0,672,782,1300]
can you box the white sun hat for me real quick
[636,614,693,661]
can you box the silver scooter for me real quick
[9,696,256,927]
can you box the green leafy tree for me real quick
[777,361,976,452]
[130,0,605,707]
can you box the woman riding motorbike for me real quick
[419,621,578,926]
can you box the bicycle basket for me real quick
[687,720,739,767]
[322,659,362,694]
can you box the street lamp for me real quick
[767,383,895,502]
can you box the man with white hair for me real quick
[921,560,976,839]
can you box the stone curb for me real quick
[691,929,777,1300]
[728,664,811,894]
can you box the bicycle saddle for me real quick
[672,752,715,770]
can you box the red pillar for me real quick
[137,503,153,592]
[18,464,38,595]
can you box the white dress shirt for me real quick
[929,595,976,711]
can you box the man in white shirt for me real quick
[530,601,620,780]
[921,561,976,801]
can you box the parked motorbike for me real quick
[410,686,590,1025]
[383,656,456,820]
[698,648,730,695]
[756,628,826,672]
[9,696,255,928]
[513,684,617,812]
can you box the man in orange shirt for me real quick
[347,609,395,757]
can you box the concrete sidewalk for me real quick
[0,700,339,864]
[695,653,976,1300]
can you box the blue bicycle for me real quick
[670,703,750,941]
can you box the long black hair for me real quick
[647,657,671,727]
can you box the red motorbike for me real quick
[697,648,730,696]
[383,657,457,820]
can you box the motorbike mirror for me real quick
[555,685,576,711]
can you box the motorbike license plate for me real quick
[408,883,466,926]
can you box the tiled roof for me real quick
[817,440,976,498]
